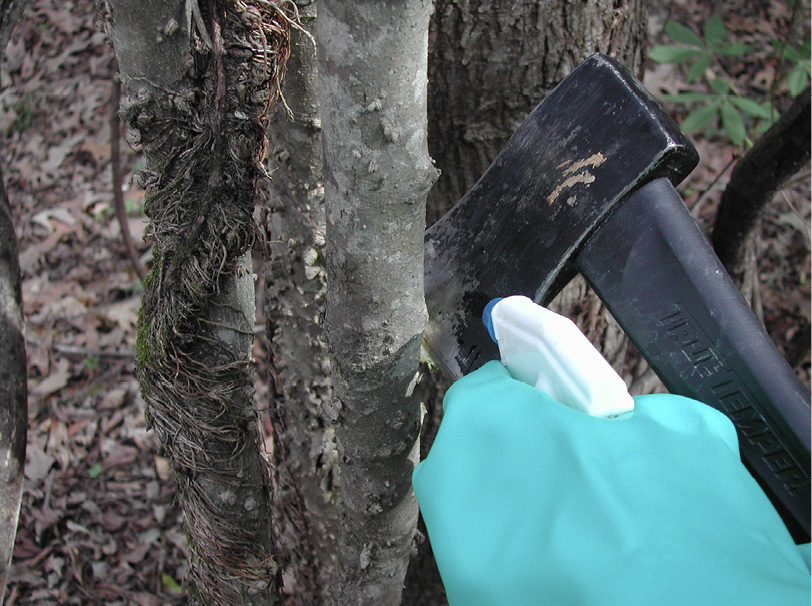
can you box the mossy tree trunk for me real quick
[98,0,292,603]
[318,1,438,604]
[0,1,30,600]
[263,2,338,603]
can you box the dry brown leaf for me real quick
[99,387,128,410]
[24,447,55,482]
[30,357,71,397]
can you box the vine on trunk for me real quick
[112,0,294,601]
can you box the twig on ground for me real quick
[26,335,135,359]
[690,155,737,221]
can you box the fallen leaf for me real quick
[99,387,128,410]
[31,207,77,233]
[41,132,85,173]
[102,444,138,469]
[103,296,140,332]
[154,456,172,481]
[30,358,71,397]
[24,447,55,482]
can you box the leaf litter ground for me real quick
[2,0,809,605]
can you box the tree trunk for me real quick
[406,3,653,599]
[318,0,438,603]
[99,1,292,603]
[0,166,25,604]
[0,167,25,604]
[260,1,651,603]
[263,2,338,603]
[427,0,649,223]
[425,0,651,373]
[0,1,30,599]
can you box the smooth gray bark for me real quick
[0,168,25,604]
[0,1,29,600]
[318,0,438,603]
[264,2,338,602]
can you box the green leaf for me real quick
[781,44,805,62]
[720,101,745,145]
[648,45,702,64]
[662,92,718,103]
[788,67,809,96]
[709,78,731,94]
[716,42,750,56]
[665,21,704,47]
[729,97,772,119]
[686,54,712,83]
[704,13,727,46]
[89,463,103,479]
[162,574,183,594]
[682,102,720,131]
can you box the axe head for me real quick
[424,53,698,378]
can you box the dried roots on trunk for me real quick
[99,0,295,603]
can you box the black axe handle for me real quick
[578,178,810,543]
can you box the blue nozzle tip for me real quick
[482,298,504,343]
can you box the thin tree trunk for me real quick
[318,0,438,603]
[99,1,292,603]
[0,1,30,599]
[263,2,338,603]
[0,165,25,603]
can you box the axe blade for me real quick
[424,53,697,377]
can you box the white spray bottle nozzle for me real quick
[482,295,634,417]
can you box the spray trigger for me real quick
[482,295,634,417]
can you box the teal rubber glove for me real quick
[412,361,811,605]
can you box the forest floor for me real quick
[3,0,809,605]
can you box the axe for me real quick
[423,54,811,542]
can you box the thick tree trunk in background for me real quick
[429,0,653,375]
[100,1,291,603]
[263,2,337,603]
[0,1,30,600]
[427,0,649,223]
[426,0,651,376]
[318,0,438,603]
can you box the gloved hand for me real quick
[412,361,811,605]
